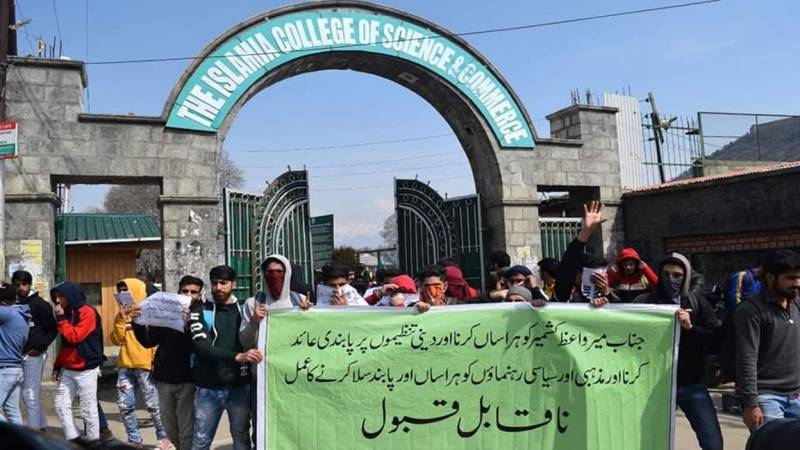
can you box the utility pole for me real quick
[0,0,14,278]
[646,92,667,184]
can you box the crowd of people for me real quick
[0,201,798,450]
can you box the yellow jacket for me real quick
[111,278,156,370]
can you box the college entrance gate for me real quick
[6,0,624,298]
[223,174,485,298]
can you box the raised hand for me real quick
[578,201,607,243]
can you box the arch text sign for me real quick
[166,7,535,148]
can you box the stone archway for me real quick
[160,0,539,254]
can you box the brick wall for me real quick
[665,228,800,254]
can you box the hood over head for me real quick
[657,252,692,300]
[261,254,292,302]
[391,274,417,294]
[51,281,88,310]
[118,278,148,305]
[616,248,643,265]
[445,266,477,301]
[506,285,533,303]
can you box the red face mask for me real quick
[426,285,446,305]
[266,272,284,299]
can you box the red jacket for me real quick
[53,282,103,371]
[608,248,658,300]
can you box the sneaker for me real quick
[100,427,114,443]
[154,438,176,450]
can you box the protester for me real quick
[189,266,260,450]
[0,284,30,424]
[51,282,103,445]
[552,201,618,306]
[11,270,57,431]
[607,248,658,303]
[132,275,204,450]
[112,279,170,449]
[735,250,800,431]
[504,285,533,303]
[634,253,723,450]
[414,265,459,312]
[444,266,478,302]
[537,258,559,300]
[726,257,765,311]
[364,268,403,305]
[491,265,549,303]
[317,264,368,306]
[486,250,511,293]
[368,274,417,306]
[240,255,311,351]
[290,263,311,302]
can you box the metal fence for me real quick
[640,114,704,185]
[698,112,800,164]
[539,218,582,259]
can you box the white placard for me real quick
[580,267,607,301]
[114,291,135,306]
[134,292,191,332]
[315,284,367,306]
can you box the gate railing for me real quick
[539,217,582,259]
[223,188,263,300]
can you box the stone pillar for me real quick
[160,199,222,291]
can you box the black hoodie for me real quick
[634,253,720,386]
[15,290,57,354]
[189,298,250,388]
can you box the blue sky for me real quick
[15,0,799,247]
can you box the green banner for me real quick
[259,303,678,449]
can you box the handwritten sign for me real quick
[580,267,607,301]
[134,292,191,332]
[258,303,678,449]
[114,291,135,306]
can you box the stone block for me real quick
[95,141,123,157]
[46,122,90,141]
[90,124,125,141]
[13,66,47,84]
[45,86,83,105]
[162,144,189,160]
[128,126,154,143]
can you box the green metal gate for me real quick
[223,170,313,299]
[539,217,583,259]
[223,188,262,300]
[395,179,485,289]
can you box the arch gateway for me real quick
[5,0,624,293]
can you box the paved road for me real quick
[38,384,750,449]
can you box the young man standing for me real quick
[112,278,170,449]
[10,270,57,431]
[634,253,723,450]
[189,266,262,450]
[51,282,104,445]
[133,275,203,450]
[735,250,800,431]
[0,283,30,424]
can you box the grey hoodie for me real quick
[239,254,300,350]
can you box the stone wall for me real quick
[5,57,222,292]
[623,166,800,284]
[5,56,627,292]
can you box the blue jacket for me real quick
[0,305,31,367]
[726,268,762,311]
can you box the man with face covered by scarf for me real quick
[633,252,723,450]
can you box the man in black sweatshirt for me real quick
[189,266,262,450]
[133,275,204,450]
[11,270,57,431]
[634,253,723,450]
[735,249,800,432]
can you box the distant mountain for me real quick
[706,116,800,161]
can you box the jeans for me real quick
[757,393,800,423]
[0,367,24,425]
[55,367,100,441]
[22,353,48,429]
[117,368,167,444]
[157,381,196,450]
[677,384,723,450]
[192,384,251,450]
